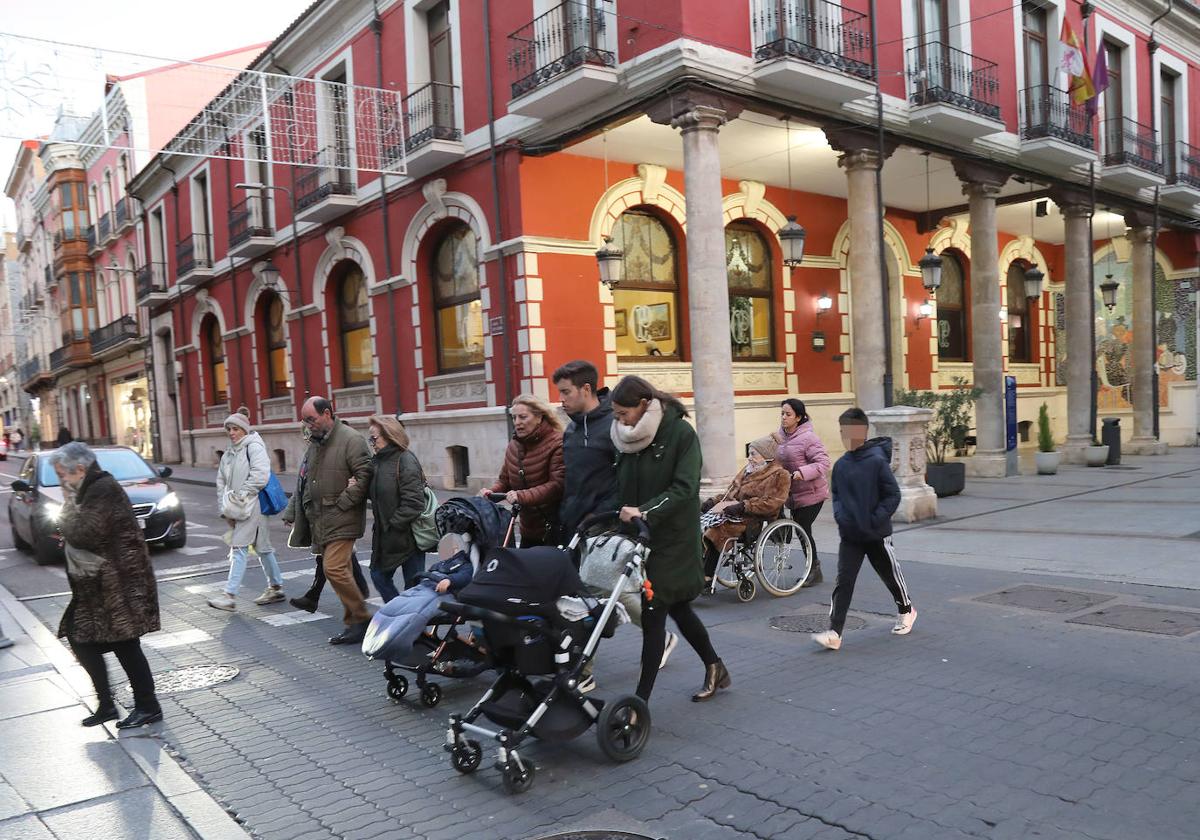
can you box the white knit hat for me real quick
[223,413,251,433]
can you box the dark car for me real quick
[9,447,186,565]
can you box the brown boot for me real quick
[801,563,823,588]
[691,659,731,702]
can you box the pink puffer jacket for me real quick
[775,421,831,509]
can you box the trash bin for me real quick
[1102,417,1121,465]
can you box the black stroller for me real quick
[442,513,652,794]
[367,496,513,708]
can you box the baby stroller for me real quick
[364,496,514,708]
[442,513,652,794]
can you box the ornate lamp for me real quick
[595,236,623,289]
[1023,263,1045,300]
[1100,274,1120,311]
[779,216,807,267]
[919,247,943,292]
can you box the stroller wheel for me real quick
[596,694,651,762]
[737,578,757,603]
[420,683,443,708]
[451,740,483,774]
[500,760,537,794]
[387,675,409,701]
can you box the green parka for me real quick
[284,420,373,550]
[368,443,426,573]
[614,403,704,605]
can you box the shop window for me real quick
[260,292,290,397]
[204,315,228,403]
[338,264,372,386]
[611,209,680,360]
[937,251,969,361]
[1006,262,1033,363]
[725,222,773,360]
[432,223,484,373]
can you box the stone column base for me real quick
[966,450,1008,478]
[1126,437,1169,455]
[1062,435,1093,465]
[894,484,938,523]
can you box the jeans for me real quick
[71,638,160,713]
[224,546,284,596]
[371,551,427,604]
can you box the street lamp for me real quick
[1023,264,1045,300]
[234,182,310,397]
[1099,274,1120,311]
[779,216,807,267]
[595,235,623,289]
[919,247,943,293]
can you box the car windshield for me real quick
[39,450,157,487]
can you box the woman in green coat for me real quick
[611,375,729,704]
[362,415,427,602]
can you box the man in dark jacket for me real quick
[553,360,618,545]
[812,408,915,651]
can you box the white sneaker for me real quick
[811,630,842,650]
[892,609,917,635]
[659,631,678,669]
[577,675,596,694]
[253,586,286,606]
[207,593,236,611]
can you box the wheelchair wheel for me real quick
[736,578,756,602]
[713,550,740,590]
[755,519,812,597]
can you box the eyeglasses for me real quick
[301,415,320,426]
[368,434,378,443]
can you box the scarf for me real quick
[610,399,664,454]
[744,459,768,475]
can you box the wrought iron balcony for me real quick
[90,314,140,354]
[85,225,98,252]
[176,233,213,280]
[1020,84,1093,149]
[1103,117,1161,174]
[229,195,273,247]
[296,148,355,213]
[20,357,47,388]
[403,82,462,152]
[44,265,53,290]
[98,211,113,243]
[508,0,616,99]
[1165,141,1200,188]
[49,345,70,372]
[752,0,872,80]
[114,197,134,230]
[906,42,1000,121]
[136,262,168,301]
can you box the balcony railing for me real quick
[1020,84,1093,150]
[49,345,69,372]
[85,225,97,251]
[90,315,140,354]
[906,42,1000,120]
[752,0,872,80]
[228,195,272,247]
[1165,141,1200,188]
[1103,117,1161,174]
[403,82,462,151]
[176,233,213,278]
[136,262,168,299]
[20,357,43,385]
[296,149,355,211]
[508,0,616,99]
[98,211,113,243]
[114,197,133,230]
[44,265,53,289]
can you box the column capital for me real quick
[646,86,743,129]
[1050,187,1091,218]
[1123,208,1156,231]
[824,126,899,171]
[670,105,729,134]
[951,159,1009,196]
[1125,223,1154,244]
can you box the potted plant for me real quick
[1085,438,1109,467]
[1034,403,1059,475]
[895,377,983,498]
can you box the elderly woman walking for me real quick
[207,411,286,611]
[54,442,162,729]
[361,415,429,602]
[482,394,565,548]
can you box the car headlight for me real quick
[154,492,180,512]
[44,502,63,522]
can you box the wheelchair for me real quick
[705,508,814,602]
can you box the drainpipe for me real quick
[1082,4,1099,443]
[869,0,894,405]
[372,1,403,411]
[1151,185,1161,439]
[165,163,195,466]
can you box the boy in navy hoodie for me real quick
[812,408,915,650]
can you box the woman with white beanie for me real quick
[208,410,286,610]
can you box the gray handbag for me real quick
[64,541,107,578]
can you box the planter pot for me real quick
[1035,450,1060,475]
[1085,445,1109,467]
[925,461,966,497]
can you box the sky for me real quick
[0,0,313,229]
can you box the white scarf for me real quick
[610,399,664,454]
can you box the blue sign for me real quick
[1005,375,1018,452]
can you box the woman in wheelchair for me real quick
[701,435,791,583]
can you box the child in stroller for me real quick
[361,496,513,708]
[443,512,652,794]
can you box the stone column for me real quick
[952,160,1009,478]
[1124,214,1168,454]
[1055,192,1094,464]
[867,406,938,522]
[825,129,898,411]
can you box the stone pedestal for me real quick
[868,406,938,523]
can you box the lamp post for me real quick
[235,182,310,398]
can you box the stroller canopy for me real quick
[436,496,513,552]
[458,546,586,617]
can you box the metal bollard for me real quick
[1101,417,1121,465]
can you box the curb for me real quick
[0,583,251,840]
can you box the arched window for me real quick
[937,251,969,361]
[260,292,290,397]
[610,209,680,359]
[1006,261,1033,363]
[432,223,484,373]
[203,315,227,403]
[338,264,372,386]
[725,221,773,360]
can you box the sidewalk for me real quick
[0,585,249,840]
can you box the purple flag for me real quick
[1088,44,1109,118]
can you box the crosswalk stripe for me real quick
[143,628,213,649]
[256,610,331,626]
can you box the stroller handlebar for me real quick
[575,511,651,544]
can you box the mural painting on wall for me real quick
[1091,260,1197,410]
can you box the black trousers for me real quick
[791,501,824,573]
[636,598,719,702]
[71,638,160,713]
[829,537,911,635]
[305,552,369,599]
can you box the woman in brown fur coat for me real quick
[53,442,163,729]
[701,435,791,580]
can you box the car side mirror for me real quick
[10,480,30,492]
[157,467,173,478]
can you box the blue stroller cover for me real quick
[435,497,512,550]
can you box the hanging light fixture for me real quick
[919,153,943,292]
[1023,183,1045,300]
[595,129,623,288]
[1100,274,1120,311]
[780,117,806,267]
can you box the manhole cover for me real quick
[770,614,866,633]
[118,665,239,705]
[1067,605,1200,636]
[973,585,1115,613]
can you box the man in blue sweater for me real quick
[812,408,916,651]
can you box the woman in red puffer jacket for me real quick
[483,394,565,547]
[775,398,830,587]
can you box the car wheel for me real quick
[163,529,187,550]
[11,521,30,552]
[33,525,61,566]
